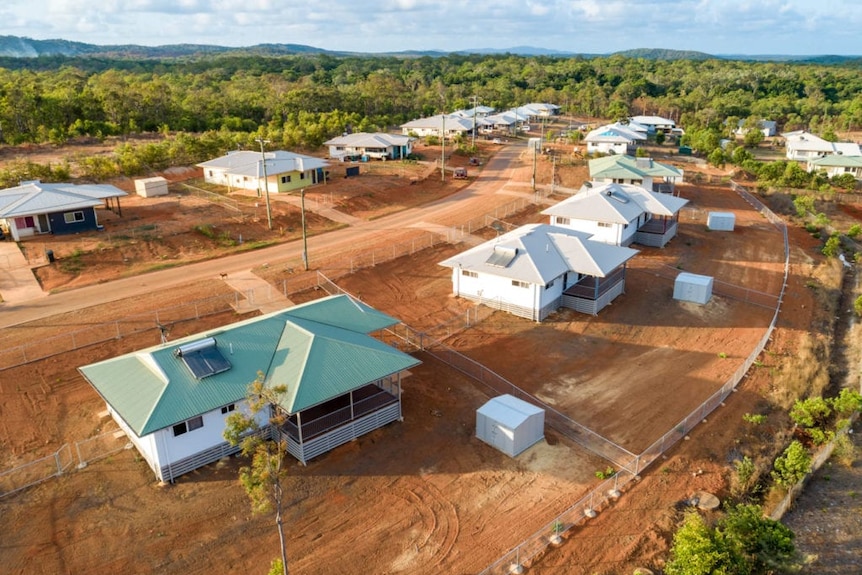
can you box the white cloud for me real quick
[4,0,861,54]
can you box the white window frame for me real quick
[64,211,85,224]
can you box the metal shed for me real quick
[476,394,545,457]
[707,211,735,231]
[673,272,713,305]
[134,176,169,198]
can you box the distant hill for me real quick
[612,48,715,60]
[0,35,857,63]
[0,35,335,59]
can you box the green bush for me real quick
[771,440,812,489]
[821,233,842,258]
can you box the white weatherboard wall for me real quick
[673,272,713,305]
[476,394,545,457]
[707,212,735,231]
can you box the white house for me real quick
[589,154,684,193]
[523,103,561,117]
[782,130,862,162]
[439,223,638,320]
[735,119,777,138]
[584,123,647,155]
[78,295,421,481]
[629,115,676,134]
[806,154,862,180]
[323,132,414,161]
[400,114,474,138]
[197,150,328,194]
[484,111,520,132]
[542,182,689,248]
[453,105,496,119]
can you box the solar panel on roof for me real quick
[175,337,231,379]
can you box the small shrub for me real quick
[595,466,616,480]
[830,388,862,416]
[733,455,756,495]
[790,396,831,428]
[742,413,766,425]
[771,440,812,489]
[832,434,856,467]
[848,224,862,239]
[821,233,842,257]
[718,352,728,359]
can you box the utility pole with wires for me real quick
[469,95,479,151]
[255,137,273,230]
[300,188,309,271]
[441,113,446,182]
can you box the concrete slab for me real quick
[0,242,47,303]
[222,269,293,314]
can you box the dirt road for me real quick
[0,144,526,328]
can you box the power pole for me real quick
[470,95,479,150]
[300,188,309,271]
[255,137,273,230]
[441,114,446,182]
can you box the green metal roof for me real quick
[589,154,682,181]
[809,155,862,168]
[78,295,420,436]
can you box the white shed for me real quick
[135,176,169,198]
[674,272,714,305]
[707,211,735,231]
[476,394,545,457]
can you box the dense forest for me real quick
[1,53,861,153]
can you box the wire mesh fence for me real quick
[0,444,74,498]
[476,181,789,574]
[75,429,133,470]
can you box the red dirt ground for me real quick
[0,143,844,574]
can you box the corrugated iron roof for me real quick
[0,181,126,218]
[78,295,419,437]
[439,223,638,283]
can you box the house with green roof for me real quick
[806,154,862,180]
[589,155,684,194]
[79,295,420,482]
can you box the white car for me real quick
[492,138,503,145]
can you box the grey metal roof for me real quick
[439,223,638,283]
[543,182,688,223]
[197,150,328,177]
[323,132,413,148]
[78,295,419,437]
[0,181,127,218]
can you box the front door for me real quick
[37,213,50,233]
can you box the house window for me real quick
[172,415,204,437]
[555,217,570,226]
[208,170,214,177]
[598,222,612,228]
[461,270,478,278]
[64,211,85,224]
[299,172,306,180]
[545,280,555,290]
[512,280,529,288]
[221,404,236,414]
[283,175,291,183]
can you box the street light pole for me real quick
[255,137,273,230]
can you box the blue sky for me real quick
[3,0,861,56]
